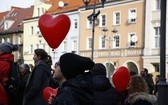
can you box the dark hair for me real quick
[91,63,106,76]
[34,49,52,65]
[129,75,148,94]
[47,55,52,65]
[143,68,148,74]
[156,75,160,78]
[34,49,48,60]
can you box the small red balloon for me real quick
[39,13,71,49]
[43,87,58,102]
[112,66,130,93]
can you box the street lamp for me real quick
[82,0,106,60]
[157,0,168,105]
[102,27,118,77]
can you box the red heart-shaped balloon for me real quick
[43,87,58,102]
[112,66,130,93]
[39,14,71,49]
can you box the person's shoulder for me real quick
[0,54,14,61]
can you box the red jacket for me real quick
[0,54,14,105]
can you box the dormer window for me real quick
[4,20,14,30]
[11,13,17,17]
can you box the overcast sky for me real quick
[0,0,35,12]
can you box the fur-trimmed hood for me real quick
[125,92,157,104]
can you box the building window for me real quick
[72,40,77,52]
[113,35,120,48]
[4,22,9,30]
[30,26,34,35]
[152,63,160,72]
[1,38,5,43]
[42,8,46,14]
[30,45,33,53]
[113,11,121,25]
[128,33,136,47]
[156,0,161,10]
[42,43,45,49]
[36,44,39,49]
[63,41,67,52]
[38,8,40,16]
[100,14,106,27]
[128,9,137,23]
[18,36,21,44]
[154,27,160,48]
[7,38,10,42]
[12,13,17,16]
[74,19,78,29]
[100,36,105,49]
[87,37,92,49]
[87,19,93,28]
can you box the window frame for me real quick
[128,33,136,47]
[99,14,107,27]
[113,11,121,25]
[154,27,160,48]
[87,37,92,50]
[128,8,137,23]
[99,35,106,49]
[113,34,120,48]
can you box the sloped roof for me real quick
[0,6,34,34]
[0,11,9,21]
[46,0,85,14]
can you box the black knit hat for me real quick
[59,53,95,79]
[91,63,106,76]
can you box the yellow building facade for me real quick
[80,0,145,78]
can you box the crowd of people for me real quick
[0,42,159,105]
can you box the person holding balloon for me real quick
[47,53,95,105]
[125,75,157,105]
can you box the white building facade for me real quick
[143,0,168,77]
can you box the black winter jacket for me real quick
[23,60,52,105]
[92,75,121,105]
[52,73,94,105]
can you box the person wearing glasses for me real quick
[48,53,95,105]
